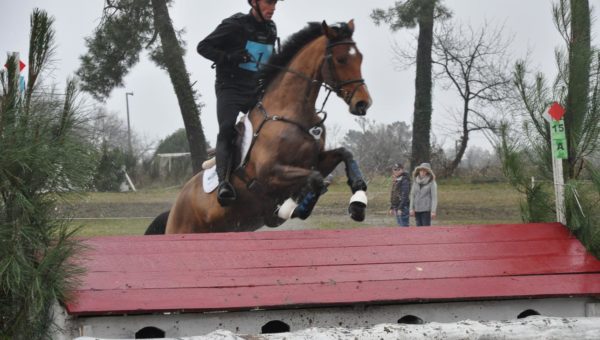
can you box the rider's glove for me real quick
[226,49,252,65]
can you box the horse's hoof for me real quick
[265,216,286,228]
[349,202,366,222]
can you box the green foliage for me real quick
[77,0,155,100]
[155,128,190,154]
[0,9,94,339]
[499,0,600,258]
[496,124,555,223]
[515,0,599,179]
[93,143,127,191]
[78,0,207,174]
[563,0,592,177]
[564,164,600,257]
[371,0,451,30]
[76,0,184,101]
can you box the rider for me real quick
[197,0,280,206]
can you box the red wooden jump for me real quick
[64,223,600,316]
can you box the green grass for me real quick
[69,218,153,237]
[62,179,524,237]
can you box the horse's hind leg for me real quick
[145,210,170,235]
[286,173,332,220]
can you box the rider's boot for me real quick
[216,143,236,207]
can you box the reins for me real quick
[257,39,365,111]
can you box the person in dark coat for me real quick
[197,0,280,206]
[388,162,411,226]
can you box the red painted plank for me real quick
[82,223,567,244]
[78,254,600,291]
[65,273,600,315]
[64,223,600,316]
[81,223,573,255]
[80,239,586,272]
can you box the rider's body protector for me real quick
[197,11,277,91]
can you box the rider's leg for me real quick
[215,87,253,206]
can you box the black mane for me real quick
[257,22,323,89]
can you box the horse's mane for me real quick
[257,21,354,91]
[257,22,323,89]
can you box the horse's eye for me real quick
[337,57,348,64]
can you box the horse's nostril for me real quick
[353,101,368,116]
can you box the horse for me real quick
[164,20,372,234]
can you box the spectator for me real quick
[409,162,437,226]
[388,162,411,226]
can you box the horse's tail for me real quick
[144,210,170,235]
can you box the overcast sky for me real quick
[2,0,598,151]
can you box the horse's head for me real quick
[321,20,372,116]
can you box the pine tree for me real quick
[77,0,207,173]
[371,0,451,170]
[0,9,95,339]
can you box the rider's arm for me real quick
[197,18,243,65]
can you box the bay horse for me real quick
[165,20,372,233]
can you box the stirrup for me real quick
[217,181,236,207]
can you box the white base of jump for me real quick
[57,298,600,339]
[74,316,600,340]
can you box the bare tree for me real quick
[342,119,412,175]
[89,105,154,157]
[432,21,513,177]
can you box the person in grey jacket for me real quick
[409,162,437,226]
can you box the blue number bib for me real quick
[239,40,273,72]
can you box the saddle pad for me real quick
[203,115,253,193]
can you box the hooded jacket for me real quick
[409,164,438,213]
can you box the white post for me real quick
[125,92,134,155]
[552,157,566,225]
[546,102,567,225]
[124,170,137,192]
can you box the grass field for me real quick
[60,178,524,237]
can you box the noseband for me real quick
[323,40,366,105]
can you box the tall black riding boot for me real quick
[215,142,236,207]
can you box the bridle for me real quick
[255,37,366,112]
[322,39,366,107]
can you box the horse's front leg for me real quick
[317,147,368,222]
[286,148,367,222]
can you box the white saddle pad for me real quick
[203,114,253,193]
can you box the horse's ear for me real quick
[348,19,355,33]
[321,20,336,39]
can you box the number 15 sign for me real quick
[548,102,568,160]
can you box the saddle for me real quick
[202,116,251,193]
